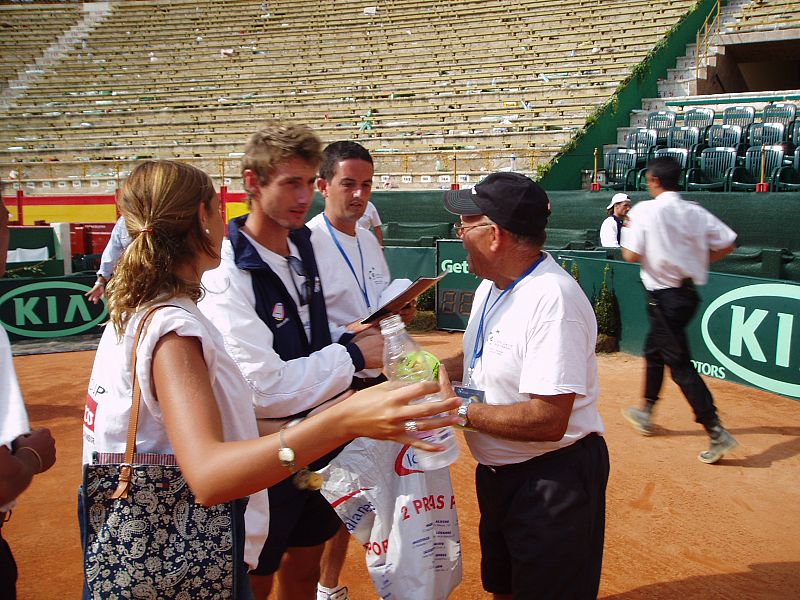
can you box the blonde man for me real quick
[199,123,384,600]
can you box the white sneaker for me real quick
[317,584,349,600]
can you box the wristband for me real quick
[16,446,44,473]
[95,279,106,287]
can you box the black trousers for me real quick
[643,284,718,429]
[0,530,17,600]
[476,434,609,599]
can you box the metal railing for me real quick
[695,0,723,80]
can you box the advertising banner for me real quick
[572,257,800,400]
[0,275,107,340]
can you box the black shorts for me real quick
[476,433,610,599]
[251,477,341,576]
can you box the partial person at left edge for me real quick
[0,192,58,600]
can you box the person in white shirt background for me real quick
[0,193,57,600]
[599,193,631,248]
[620,156,739,464]
[84,216,132,304]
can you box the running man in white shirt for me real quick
[620,156,739,463]
[443,172,609,599]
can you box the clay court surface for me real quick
[6,330,800,599]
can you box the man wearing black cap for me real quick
[444,172,609,599]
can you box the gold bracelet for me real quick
[16,446,43,473]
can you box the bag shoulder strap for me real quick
[111,303,180,499]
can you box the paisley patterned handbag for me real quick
[80,305,247,599]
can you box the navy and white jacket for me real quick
[199,216,363,420]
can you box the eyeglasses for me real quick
[286,255,312,306]
[454,222,493,238]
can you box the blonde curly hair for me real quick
[106,160,217,337]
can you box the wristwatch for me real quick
[456,402,471,429]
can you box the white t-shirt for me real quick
[308,214,391,378]
[461,253,604,466]
[81,297,269,570]
[357,201,382,231]
[599,215,621,247]
[307,213,390,318]
[621,191,737,291]
[1,327,30,512]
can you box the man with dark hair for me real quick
[308,140,413,600]
[621,156,739,463]
[199,123,385,599]
[444,172,609,599]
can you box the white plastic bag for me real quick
[320,438,462,600]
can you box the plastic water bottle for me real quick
[379,315,459,470]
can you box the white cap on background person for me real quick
[606,193,631,210]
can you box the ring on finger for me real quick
[404,420,418,433]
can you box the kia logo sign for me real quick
[0,281,107,338]
[701,283,800,398]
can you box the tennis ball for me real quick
[396,350,440,381]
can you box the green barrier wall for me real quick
[384,247,437,280]
[0,275,107,340]
[311,190,800,254]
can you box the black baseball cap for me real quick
[443,172,551,236]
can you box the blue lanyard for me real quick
[323,214,371,309]
[468,253,546,380]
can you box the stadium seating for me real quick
[634,147,689,189]
[0,3,83,88]
[0,0,699,189]
[774,147,800,191]
[602,148,637,191]
[727,0,800,34]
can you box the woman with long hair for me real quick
[80,160,458,598]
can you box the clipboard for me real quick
[360,272,447,324]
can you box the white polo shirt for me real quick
[461,253,604,466]
[621,191,737,291]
